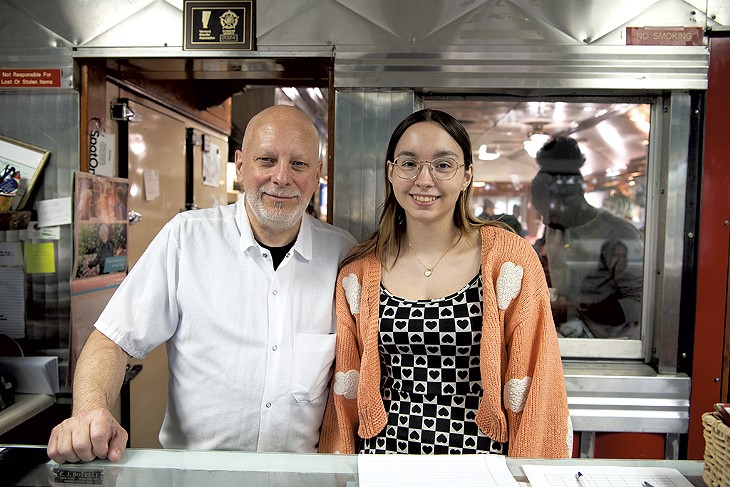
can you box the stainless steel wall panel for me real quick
[0,91,79,358]
[565,362,690,434]
[0,0,724,53]
[654,93,691,374]
[334,46,708,91]
[333,89,414,242]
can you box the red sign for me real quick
[0,69,62,88]
[627,27,704,46]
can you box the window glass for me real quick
[425,99,649,348]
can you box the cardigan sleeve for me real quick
[502,242,572,458]
[318,267,363,453]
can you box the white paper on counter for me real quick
[358,453,518,487]
[522,465,694,487]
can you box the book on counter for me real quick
[0,356,59,394]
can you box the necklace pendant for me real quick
[424,269,432,277]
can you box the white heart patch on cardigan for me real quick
[333,370,359,399]
[496,262,523,310]
[504,376,532,413]
[342,273,361,314]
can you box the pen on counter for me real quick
[575,471,590,487]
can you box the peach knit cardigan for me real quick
[319,226,572,458]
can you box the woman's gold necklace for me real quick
[408,234,462,277]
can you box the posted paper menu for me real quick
[357,453,518,487]
[522,465,694,487]
[0,266,25,338]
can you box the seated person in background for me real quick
[479,199,523,236]
[530,136,644,339]
[319,109,570,458]
[47,105,356,463]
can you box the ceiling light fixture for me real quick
[523,133,551,158]
[478,144,500,161]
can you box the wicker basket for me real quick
[703,412,730,487]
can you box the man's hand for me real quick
[47,408,128,463]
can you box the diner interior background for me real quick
[276,90,649,241]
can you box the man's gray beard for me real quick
[246,190,305,232]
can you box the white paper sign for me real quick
[202,142,221,187]
[36,196,72,227]
[0,266,26,338]
[89,131,116,177]
[25,221,61,240]
[144,168,160,201]
[0,241,23,266]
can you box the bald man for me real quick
[48,106,356,463]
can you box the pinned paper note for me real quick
[26,221,60,240]
[0,266,25,337]
[24,242,55,273]
[0,241,24,266]
[144,168,160,201]
[36,196,72,227]
[202,142,222,187]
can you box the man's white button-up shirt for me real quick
[95,199,356,452]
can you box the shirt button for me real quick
[286,252,291,258]
[263,252,269,259]
[272,345,277,351]
[266,402,272,408]
[272,290,278,295]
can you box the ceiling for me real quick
[275,90,652,189]
[423,99,651,188]
[101,57,653,191]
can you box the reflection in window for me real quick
[425,99,649,343]
[531,137,644,339]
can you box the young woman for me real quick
[319,109,571,457]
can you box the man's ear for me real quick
[234,150,245,185]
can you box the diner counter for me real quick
[2,446,707,487]
[0,395,54,436]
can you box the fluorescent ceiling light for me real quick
[478,144,500,161]
[523,133,551,158]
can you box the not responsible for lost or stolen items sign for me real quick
[183,1,255,50]
[0,69,62,88]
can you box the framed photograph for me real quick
[0,135,51,211]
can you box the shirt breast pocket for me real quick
[291,332,336,403]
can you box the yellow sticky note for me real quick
[24,242,56,274]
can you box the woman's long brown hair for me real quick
[340,108,501,270]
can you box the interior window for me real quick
[424,99,649,354]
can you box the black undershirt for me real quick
[257,238,296,270]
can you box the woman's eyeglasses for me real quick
[389,157,464,181]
